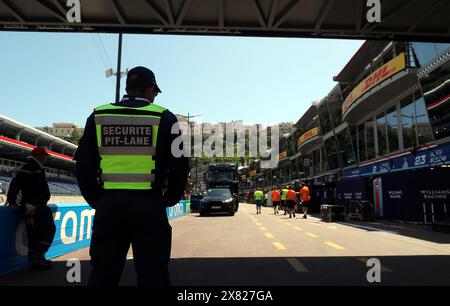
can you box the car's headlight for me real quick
[224,198,233,203]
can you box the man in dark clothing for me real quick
[75,66,189,287]
[7,147,56,269]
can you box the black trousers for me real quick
[88,191,172,287]
[26,205,56,257]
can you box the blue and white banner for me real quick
[0,200,191,275]
[167,200,190,220]
[0,203,94,275]
[343,143,450,178]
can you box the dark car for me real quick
[199,188,238,216]
[190,191,205,212]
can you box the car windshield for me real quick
[208,171,235,182]
[207,188,232,198]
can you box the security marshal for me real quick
[75,66,189,287]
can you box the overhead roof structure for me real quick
[0,0,450,41]
[0,135,75,169]
[0,114,78,158]
[294,104,316,130]
[333,40,390,84]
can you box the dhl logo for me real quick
[298,127,319,145]
[362,65,393,91]
[342,53,406,115]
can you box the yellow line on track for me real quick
[273,242,286,250]
[259,227,267,231]
[294,227,303,231]
[325,242,346,250]
[305,233,319,238]
[286,258,308,272]
[357,258,393,272]
[265,233,274,239]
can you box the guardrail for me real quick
[0,200,191,275]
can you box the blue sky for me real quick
[0,32,363,128]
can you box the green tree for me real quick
[66,126,81,145]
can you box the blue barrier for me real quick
[0,200,191,275]
[0,203,94,275]
[167,200,190,220]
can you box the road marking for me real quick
[273,242,286,250]
[325,242,346,250]
[286,258,308,272]
[294,226,303,231]
[327,226,337,230]
[255,222,262,226]
[305,233,319,238]
[357,258,393,272]
[285,222,293,226]
[259,226,267,231]
[265,233,274,239]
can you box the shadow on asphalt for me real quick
[336,220,450,244]
[1,255,450,286]
[195,214,235,218]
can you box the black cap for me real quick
[126,66,161,93]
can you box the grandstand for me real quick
[0,115,81,204]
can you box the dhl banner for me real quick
[342,53,406,115]
[278,151,288,160]
[298,127,319,145]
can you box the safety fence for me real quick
[0,200,191,275]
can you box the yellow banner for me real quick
[298,127,319,145]
[278,151,287,160]
[342,53,406,115]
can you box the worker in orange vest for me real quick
[286,186,298,218]
[271,187,281,215]
[300,181,311,219]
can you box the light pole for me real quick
[105,33,128,103]
[186,113,202,185]
[180,113,202,188]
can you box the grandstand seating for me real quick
[0,173,80,198]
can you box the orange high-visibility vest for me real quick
[272,190,280,202]
[286,189,297,201]
[300,186,311,202]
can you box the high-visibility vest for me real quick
[300,186,311,202]
[94,102,166,190]
[281,189,288,201]
[271,190,280,202]
[254,190,263,200]
[286,189,297,201]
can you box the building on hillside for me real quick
[35,123,84,138]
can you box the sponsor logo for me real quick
[342,53,406,115]
[298,127,319,145]
[388,190,403,199]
